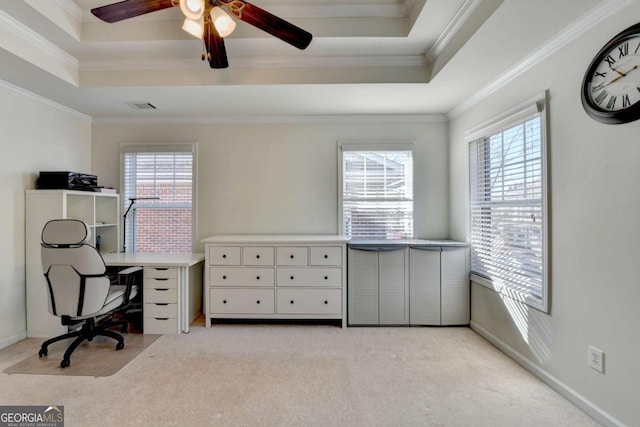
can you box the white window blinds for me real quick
[341,148,414,240]
[122,147,194,253]
[468,95,548,311]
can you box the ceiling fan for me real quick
[91,0,313,69]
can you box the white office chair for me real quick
[38,219,141,368]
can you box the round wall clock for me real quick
[581,22,640,124]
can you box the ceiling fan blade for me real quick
[91,0,176,23]
[204,21,229,69]
[223,0,312,50]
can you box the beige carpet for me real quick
[3,334,159,377]
[0,319,600,427]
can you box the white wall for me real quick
[92,118,450,250]
[449,3,640,426]
[0,81,91,348]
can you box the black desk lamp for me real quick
[123,197,159,252]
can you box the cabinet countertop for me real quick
[348,239,468,247]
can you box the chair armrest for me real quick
[117,266,142,305]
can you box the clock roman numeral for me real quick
[623,94,631,108]
[606,95,617,109]
[591,82,605,92]
[635,42,640,54]
[595,90,608,105]
[604,54,616,66]
[595,71,607,79]
[618,42,629,58]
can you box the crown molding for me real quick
[92,114,447,125]
[82,0,413,21]
[0,78,90,121]
[448,0,635,119]
[426,0,481,62]
[0,9,78,85]
[80,54,426,71]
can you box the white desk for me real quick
[102,252,204,334]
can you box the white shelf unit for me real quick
[202,235,348,328]
[25,190,121,338]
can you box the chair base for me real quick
[39,317,128,368]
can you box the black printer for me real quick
[36,171,98,191]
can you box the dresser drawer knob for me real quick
[324,254,328,259]
[223,300,227,304]
[222,275,227,280]
[290,275,294,280]
[290,254,294,259]
[290,300,295,304]
[256,254,260,259]
[222,254,227,258]
[256,300,261,304]
[324,300,328,304]
[324,276,328,280]
[256,276,260,280]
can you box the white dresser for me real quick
[202,235,348,328]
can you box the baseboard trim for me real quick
[0,331,27,350]
[470,321,626,427]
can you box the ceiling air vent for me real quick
[125,101,157,110]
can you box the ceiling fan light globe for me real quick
[180,0,204,20]
[210,6,236,38]
[182,17,204,39]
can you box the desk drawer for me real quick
[145,303,178,318]
[310,246,343,266]
[210,288,274,314]
[242,247,275,266]
[144,317,179,334]
[209,246,241,265]
[277,268,342,287]
[276,247,308,266]
[144,267,178,279]
[144,277,178,289]
[145,288,178,304]
[277,289,342,315]
[209,267,274,287]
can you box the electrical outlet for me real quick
[588,346,604,373]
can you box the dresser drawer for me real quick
[144,277,178,289]
[210,288,274,314]
[145,303,178,318]
[276,246,308,266]
[242,246,274,266]
[277,268,342,287]
[144,317,179,334]
[209,246,241,265]
[145,287,178,304]
[144,267,178,279]
[310,246,343,266]
[209,267,274,287]
[277,289,342,315]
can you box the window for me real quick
[467,93,549,312]
[121,144,196,253]
[339,142,414,240]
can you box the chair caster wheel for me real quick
[38,349,47,357]
[115,342,124,350]
[120,325,128,333]
[60,359,70,368]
